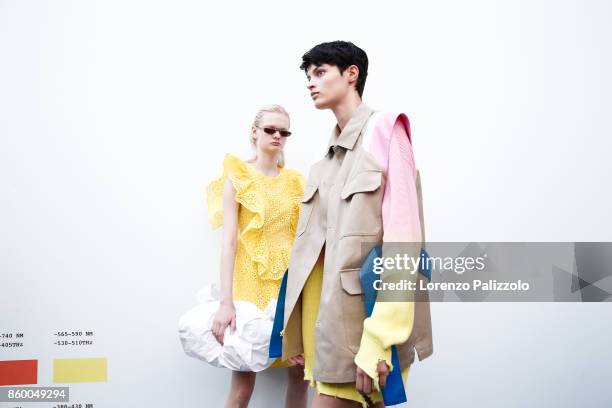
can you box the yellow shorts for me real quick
[301,250,409,407]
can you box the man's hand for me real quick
[356,360,389,394]
[288,355,305,366]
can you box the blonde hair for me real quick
[249,104,289,168]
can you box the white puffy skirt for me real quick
[178,284,277,372]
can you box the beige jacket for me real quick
[281,103,433,382]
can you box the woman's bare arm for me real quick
[211,177,239,345]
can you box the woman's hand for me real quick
[212,302,236,345]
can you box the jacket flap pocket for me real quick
[340,170,382,200]
[339,268,363,295]
[301,184,318,203]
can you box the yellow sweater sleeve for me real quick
[354,291,415,391]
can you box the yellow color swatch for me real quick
[53,358,107,383]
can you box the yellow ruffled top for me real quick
[206,153,305,310]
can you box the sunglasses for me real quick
[257,126,292,137]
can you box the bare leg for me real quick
[285,364,308,408]
[225,371,256,408]
[311,392,363,408]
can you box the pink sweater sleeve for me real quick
[354,112,422,386]
[382,116,422,242]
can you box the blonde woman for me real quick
[206,105,308,407]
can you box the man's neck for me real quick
[332,93,362,131]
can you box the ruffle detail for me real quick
[286,170,306,236]
[206,153,279,281]
[205,174,225,230]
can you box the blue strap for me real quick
[269,268,288,358]
[359,246,431,406]
[419,247,432,281]
[359,246,406,405]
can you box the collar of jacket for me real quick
[325,102,374,156]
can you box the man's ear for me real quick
[345,64,360,89]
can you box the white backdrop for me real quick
[1,0,611,407]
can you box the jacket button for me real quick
[279,330,284,337]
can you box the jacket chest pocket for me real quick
[296,184,318,237]
[339,169,383,237]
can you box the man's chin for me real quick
[313,99,329,110]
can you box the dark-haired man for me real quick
[271,41,433,407]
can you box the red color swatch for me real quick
[0,360,38,386]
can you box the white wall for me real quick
[1,0,611,406]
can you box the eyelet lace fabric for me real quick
[206,153,305,310]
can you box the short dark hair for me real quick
[300,41,369,97]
